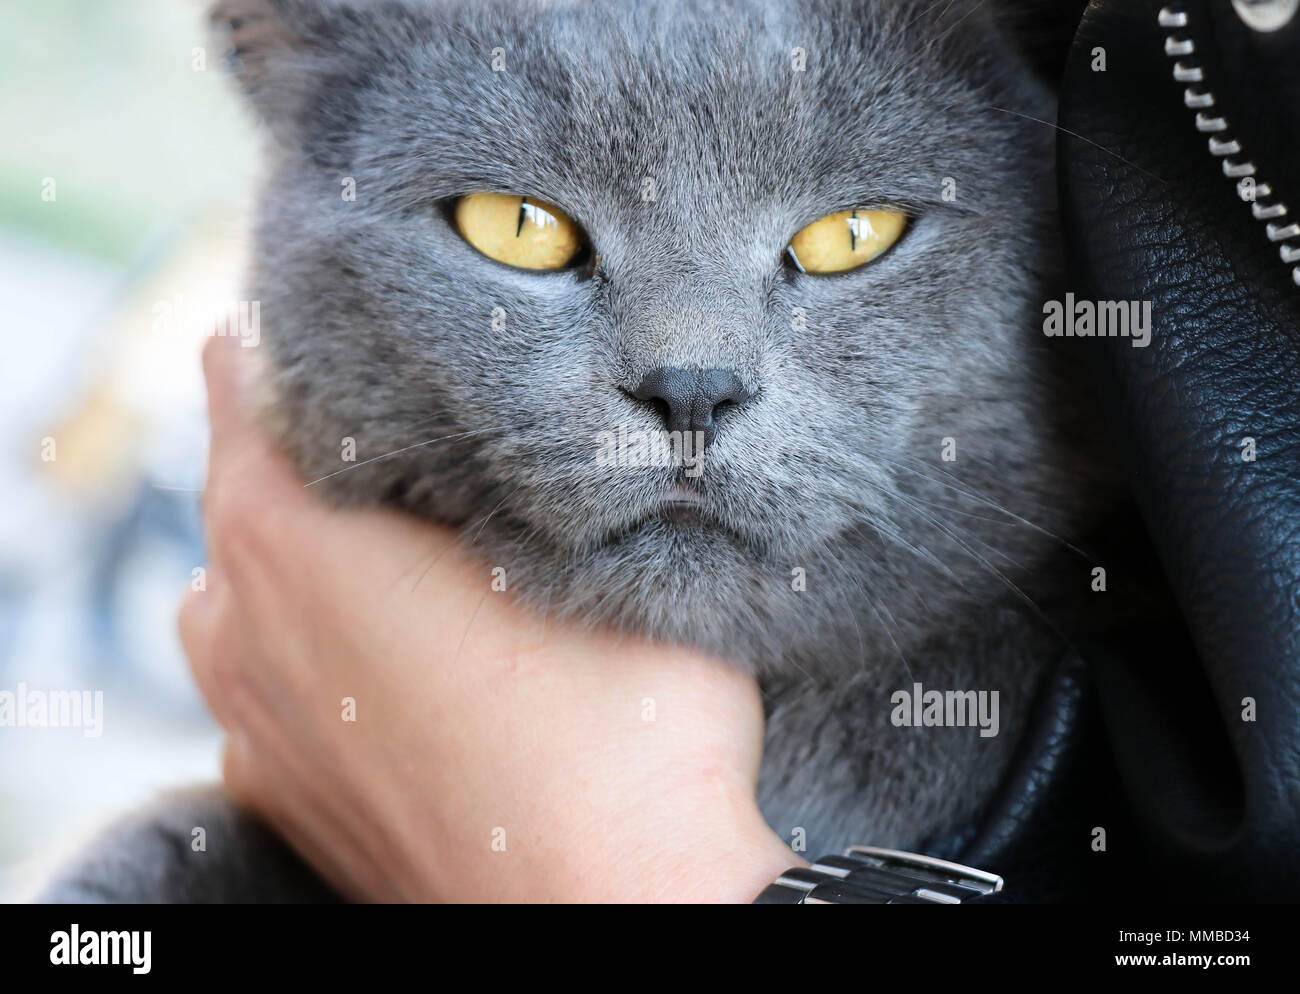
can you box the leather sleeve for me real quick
[1057,0,1300,899]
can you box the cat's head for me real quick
[215,0,1103,677]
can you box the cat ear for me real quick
[209,0,336,130]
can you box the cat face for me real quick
[223,0,1103,676]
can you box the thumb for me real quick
[201,329,252,464]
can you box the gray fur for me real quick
[40,0,1122,901]
[33,786,338,903]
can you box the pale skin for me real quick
[179,333,802,902]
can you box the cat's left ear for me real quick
[209,0,331,130]
[211,0,412,140]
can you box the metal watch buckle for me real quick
[754,846,1004,904]
[844,846,1003,901]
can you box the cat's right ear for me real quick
[209,0,335,134]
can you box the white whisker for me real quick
[302,422,526,488]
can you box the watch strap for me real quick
[754,846,1004,904]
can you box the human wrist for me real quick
[661,810,806,904]
[581,785,806,904]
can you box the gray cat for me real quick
[40,0,1124,902]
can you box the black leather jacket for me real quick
[955,0,1300,902]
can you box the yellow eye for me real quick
[787,208,907,274]
[453,192,584,270]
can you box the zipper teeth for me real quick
[1158,4,1300,286]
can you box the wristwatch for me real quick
[754,846,1005,904]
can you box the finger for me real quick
[223,676,395,877]
[221,733,368,898]
[201,331,251,463]
[181,575,308,735]
[199,339,332,595]
[202,334,301,500]
[222,731,399,902]
[179,563,284,726]
[178,575,249,730]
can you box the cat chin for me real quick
[592,500,760,557]
[480,516,834,675]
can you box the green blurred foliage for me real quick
[0,0,257,264]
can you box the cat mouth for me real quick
[659,481,706,524]
[596,478,754,550]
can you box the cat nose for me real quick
[629,367,755,448]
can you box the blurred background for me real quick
[0,0,259,899]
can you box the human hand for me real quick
[179,333,799,902]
